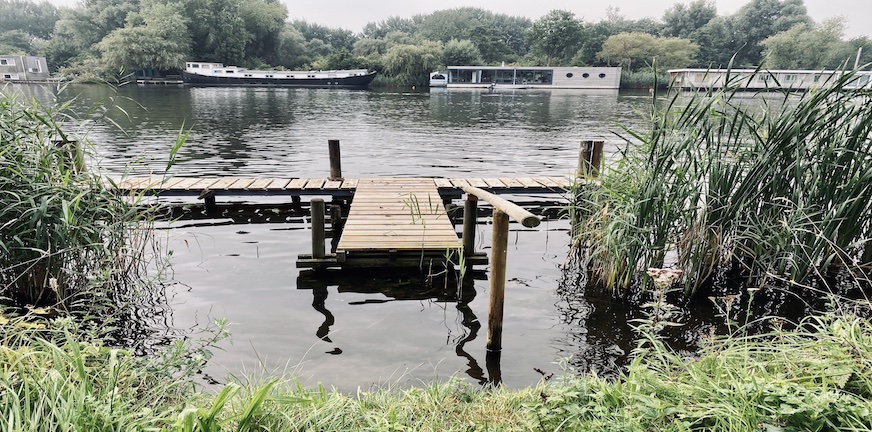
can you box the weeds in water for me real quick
[573,67,872,295]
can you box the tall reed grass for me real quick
[0,92,155,310]
[574,68,872,295]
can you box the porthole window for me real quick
[582,73,590,78]
[599,73,606,78]
[566,73,574,78]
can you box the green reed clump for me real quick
[0,93,153,308]
[574,69,872,294]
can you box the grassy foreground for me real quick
[2,309,871,431]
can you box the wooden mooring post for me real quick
[328,139,342,181]
[577,139,604,178]
[462,194,478,257]
[460,185,540,352]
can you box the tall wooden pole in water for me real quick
[462,194,478,257]
[328,139,342,180]
[311,198,326,259]
[487,209,510,351]
[577,140,604,178]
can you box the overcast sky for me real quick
[44,0,870,39]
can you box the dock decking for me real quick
[110,176,572,197]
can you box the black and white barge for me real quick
[183,62,377,87]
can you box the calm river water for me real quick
[6,83,697,391]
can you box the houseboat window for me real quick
[266,75,273,77]
[449,69,473,83]
[308,75,315,78]
[244,74,252,77]
[431,74,445,80]
[190,63,199,68]
[761,75,771,82]
[785,74,796,81]
[566,73,573,78]
[225,70,233,73]
[599,73,606,78]
[495,69,514,84]
[515,69,552,85]
[3,74,11,79]
[582,73,590,78]
[287,75,292,77]
[480,70,496,83]
[813,74,821,82]
[0,58,12,66]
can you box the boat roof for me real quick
[668,68,872,74]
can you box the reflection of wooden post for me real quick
[577,140,604,178]
[462,194,478,257]
[863,241,872,266]
[487,210,509,352]
[311,199,325,259]
[328,139,342,180]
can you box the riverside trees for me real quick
[0,0,867,85]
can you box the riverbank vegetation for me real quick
[1,0,871,87]
[572,70,872,295]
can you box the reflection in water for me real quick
[297,269,502,385]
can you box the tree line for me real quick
[1,0,870,86]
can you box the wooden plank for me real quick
[229,178,257,189]
[206,178,239,190]
[189,178,221,190]
[450,178,471,188]
[499,178,526,188]
[323,179,343,189]
[481,178,506,188]
[266,178,292,190]
[303,179,326,189]
[532,177,562,188]
[286,178,308,189]
[546,176,573,188]
[433,178,454,188]
[160,177,187,189]
[247,178,273,190]
[516,177,542,188]
[466,178,489,188]
[340,179,358,189]
[170,178,204,190]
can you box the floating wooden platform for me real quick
[109,176,572,198]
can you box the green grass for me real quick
[2,306,872,431]
[573,67,872,294]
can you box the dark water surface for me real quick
[6,83,667,391]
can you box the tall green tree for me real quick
[442,39,482,66]
[177,0,247,64]
[291,20,356,52]
[597,32,698,71]
[729,0,812,66]
[383,40,442,86]
[526,10,584,65]
[761,18,856,69]
[239,0,287,66]
[41,0,140,68]
[0,0,59,40]
[97,0,190,71]
[661,0,717,38]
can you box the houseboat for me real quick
[0,55,50,82]
[183,62,377,87]
[668,68,872,91]
[429,66,622,89]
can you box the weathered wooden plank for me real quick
[545,176,573,188]
[266,178,292,190]
[339,179,358,189]
[499,178,526,188]
[160,177,187,189]
[516,177,542,188]
[286,178,308,189]
[189,178,221,190]
[323,179,343,189]
[206,178,239,190]
[433,178,454,188]
[170,178,205,190]
[247,178,273,190]
[481,178,506,188]
[229,178,257,189]
[466,178,489,188]
[303,179,326,189]
[450,178,471,188]
[532,177,562,188]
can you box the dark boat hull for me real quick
[182,71,377,88]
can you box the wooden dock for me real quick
[110,176,572,197]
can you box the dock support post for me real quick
[199,190,217,214]
[311,199,326,259]
[577,139,604,178]
[462,194,478,256]
[863,241,872,266]
[486,209,509,352]
[292,195,302,212]
[330,203,343,253]
[328,139,342,180]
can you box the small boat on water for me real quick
[183,62,377,87]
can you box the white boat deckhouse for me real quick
[430,66,622,89]
[668,68,872,91]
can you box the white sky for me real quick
[44,0,870,38]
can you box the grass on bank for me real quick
[2,306,872,431]
[573,68,872,295]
